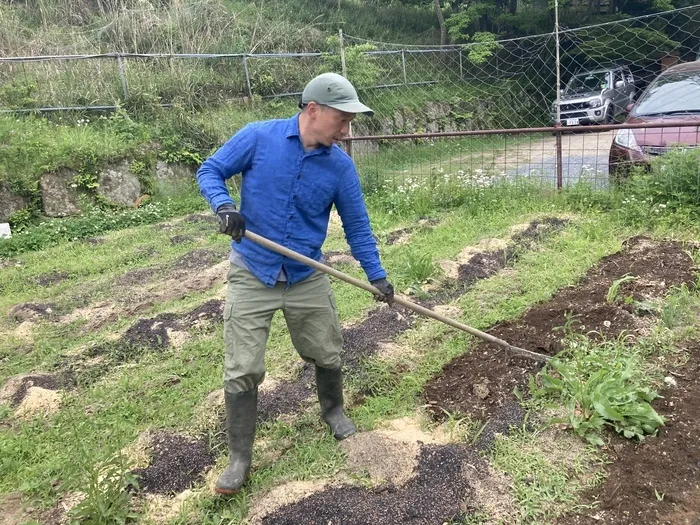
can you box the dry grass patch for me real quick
[13,387,62,419]
[340,431,419,487]
[245,479,335,525]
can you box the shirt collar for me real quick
[285,114,301,138]
[286,113,332,155]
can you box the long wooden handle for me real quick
[244,230,550,363]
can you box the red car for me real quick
[609,61,700,177]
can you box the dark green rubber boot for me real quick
[214,389,257,495]
[315,365,356,440]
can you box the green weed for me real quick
[605,274,636,304]
[397,248,437,287]
[530,336,665,446]
[68,453,141,525]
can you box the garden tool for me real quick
[243,230,550,363]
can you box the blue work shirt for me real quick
[196,114,387,288]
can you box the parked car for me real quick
[609,61,700,177]
[551,65,636,126]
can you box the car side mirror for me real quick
[615,80,624,89]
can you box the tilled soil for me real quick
[171,248,228,272]
[342,305,416,370]
[170,235,195,245]
[258,377,314,422]
[262,444,483,524]
[8,303,59,323]
[1,372,74,407]
[247,218,572,423]
[64,300,225,380]
[423,236,696,423]
[115,268,159,287]
[422,217,569,307]
[131,431,214,494]
[557,340,700,525]
[384,217,440,246]
[33,271,70,287]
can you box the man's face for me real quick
[311,104,356,147]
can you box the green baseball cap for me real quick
[300,73,374,116]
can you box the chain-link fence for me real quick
[1,5,698,190]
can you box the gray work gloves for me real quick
[370,278,395,306]
[217,204,246,242]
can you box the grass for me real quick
[1,174,699,523]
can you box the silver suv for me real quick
[551,65,636,126]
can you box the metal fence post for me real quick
[459,47,463,79]
[554,0,563,189]
[402,50,407,85]
[243,55,253,100]
[116,53,128,101]
[555,125,563,190]
[339,29,352,158]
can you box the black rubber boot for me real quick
[315,365,356,440]
[215,389,257,495]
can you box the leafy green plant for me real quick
[0,78,39,109]
[605,274,636,304]
[616,149,700,225]
[319,38,383,90]
[398,248,436,287]
[68,453,140,525]
[660,284,695,330]
[7,208,33,232]
[530,337,665,446]
[73,172,99,192]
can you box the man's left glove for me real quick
[370,278,395,306]
[216,204,246,242]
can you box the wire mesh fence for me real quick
[0,5,698,191]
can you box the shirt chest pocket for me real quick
[296,177,337,217]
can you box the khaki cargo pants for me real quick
[223,264,344,394]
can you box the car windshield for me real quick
[565,72,608,95]
[633,70,700,116]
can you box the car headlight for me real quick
[614,128,642,152]
[589,99,602,108]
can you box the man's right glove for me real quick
[216,204,246,242]
[370,278,395,306]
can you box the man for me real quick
[196,72,395,495]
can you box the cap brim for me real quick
[327,101,374,117]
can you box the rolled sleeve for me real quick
[334,166,386,282]
[196,123,257,212]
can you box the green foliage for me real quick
[0,114,146,197]
[464,32,503,65]
[0,198,204,258]
[530,336,665,446]
[606,274,636,304]
[0,78,39,109]
[7,208,33,232]
[616,148,700,225]
[68,453,140,525]
[571,26,680,64]
[319,38,383,90]
[397,248,437,288]
[660,284,695,329]
[73,172,100,192]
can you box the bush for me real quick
[616,148,700,224]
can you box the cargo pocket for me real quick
[327,291,343,341]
